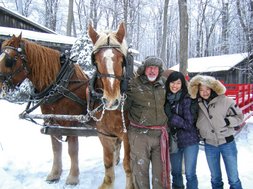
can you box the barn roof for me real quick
[0,5,56,34]
[0,26,77,45]
[170,53,249,73]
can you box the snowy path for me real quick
[0,100,252,189]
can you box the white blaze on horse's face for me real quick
[104,49,115,88]
[101,49,122,110]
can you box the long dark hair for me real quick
[165,71,188,99]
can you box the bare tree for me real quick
[159,0,169,63]
[66,0,74,36]
[15,0,33,16]
[74,0,90,33]
[15,0,23,14]
[3,0,253,64]
[111,0,120,29]
[89,0,100,29]
[236,0,253,53]
[44,0,59,31]
[194,0,207,57]
[122,0,128,34]
[178,0,188,75]
[204,11,221,56]
[221,0,229,54]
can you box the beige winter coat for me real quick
[188,75,244,146]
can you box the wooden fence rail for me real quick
[225,83,253,114]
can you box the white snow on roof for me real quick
[0,26,77,45]
[0,5,56,34]
[170,53,249,73]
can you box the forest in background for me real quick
[0,0,252,70]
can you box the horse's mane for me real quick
[23,39,61,91]
[93,31,128,56]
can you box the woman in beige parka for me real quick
[188,75,243,189]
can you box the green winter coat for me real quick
[125,74,168,127]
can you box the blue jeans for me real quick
[170,143,199,189]
[204,141,242,189]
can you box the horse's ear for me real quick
[18,32,22,40]
[115,22,126,44]
[12,33,22,43]
[88,22,99,44]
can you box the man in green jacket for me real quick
[126,56,170,189]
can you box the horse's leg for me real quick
[122,134,134,189]
[98,135,116,189]
[46,136,62,183]
[114,139,121,166]
[66,136,79,185]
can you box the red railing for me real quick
[224,84,253,114]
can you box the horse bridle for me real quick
[0,45,30,88]
[89,44,129,99]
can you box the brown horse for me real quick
[87,22,134,189]
[0,34,89,185]
[0,22,134,188]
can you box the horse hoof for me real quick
[46,178,60,184]
[46,173,61,184]
[99,184,113,189]
[99,178,114,189]
[66,175,79,185]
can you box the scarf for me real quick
[166,90,182,105]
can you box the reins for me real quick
[24,55,88,114]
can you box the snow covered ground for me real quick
[0,100,252,189]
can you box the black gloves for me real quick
[170,127,177,135]
[234,126,241,131]
[224,118,230,126]
[164,102,173,120]
[225,117,241,131]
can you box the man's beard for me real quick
[147,75,157,82]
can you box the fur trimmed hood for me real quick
[188,75,226,98]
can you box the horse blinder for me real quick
[5,53,17,68]
[88,71,103,99]
[120,53,134,94]
[1,47,23,68]
[0,46,30,88]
